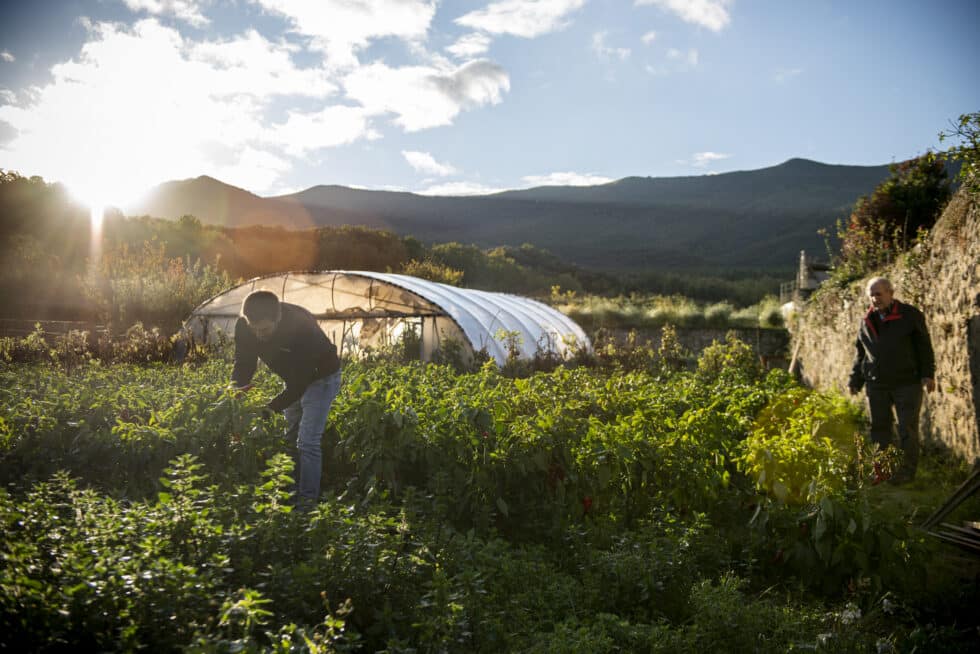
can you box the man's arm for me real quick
[848,336,866,394]
[911,308,936,392]
[231,318,259,388]
[266,370,311,412]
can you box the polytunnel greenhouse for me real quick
[185,271,591,365]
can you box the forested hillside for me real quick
[0,170,782,327]
[129,159,906,270]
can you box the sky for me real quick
[0,0,977,209]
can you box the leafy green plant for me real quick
[695,331,764,385]
[939,110,980,194]
[738,388,863,504]
[1,348,976,651]
[400,258,465,286]
[556,292,785,332]
[750,492,928,597]
[81,238,233,334]
[831,153,951,283]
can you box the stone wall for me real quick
[791,188,980,462]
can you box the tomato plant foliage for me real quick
[0,340,976,652]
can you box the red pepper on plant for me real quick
[872,461,889,485]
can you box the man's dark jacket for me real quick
[232,302,340,411]
[849,300,935,392]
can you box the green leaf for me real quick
[814,514,827,542]
[597,463,612,489]
[819,496,835,520]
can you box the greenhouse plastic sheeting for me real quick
[185,271,590,365]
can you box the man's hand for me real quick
[922,378,936,393]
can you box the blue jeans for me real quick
[283,371,342,505]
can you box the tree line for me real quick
[0,169,786,333]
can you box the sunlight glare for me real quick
[68,172,152,267]
[67,174,149,216]
[90,203,104,266]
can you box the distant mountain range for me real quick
[127,158,900,271]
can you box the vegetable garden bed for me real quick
[1,342,978,652]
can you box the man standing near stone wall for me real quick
[849,277,936,484]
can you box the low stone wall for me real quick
[791,188,980,462]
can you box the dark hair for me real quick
[241,290,281,323]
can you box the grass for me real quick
[553,293,785,332]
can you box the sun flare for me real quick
[89,203,104,265]
[68,175,149,216]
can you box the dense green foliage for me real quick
[940,111,980,194]
[1,169,793,332]
[2,341,977,652]
[555,292,785,331]
[137,158,893,271]
[829,154,951,284]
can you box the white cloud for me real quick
[0,9,518,200]
[592,32,631,61]
[650,46,698,74]
[447,33,492,59]
[270,105,379,157]
[686,151,731,167]
[666,47,698,66]
[641,31,657,45]
[417,181,505,196]
[402,150,458,176]
[345,59,510,132]
[636,0,732,32]
[250,0,437,69]
[0,19,377,200]
[456,0,586,38]
[189,29,336,97]
[522,171,614,186]
[1,51,15,63]
[211,147,293,195]
[122,0,210,27]
[774,67,803,83]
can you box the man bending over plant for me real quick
[848,277,935,484]
[232,290,341,507]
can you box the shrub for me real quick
[939,110,980,194]
[737,388,863,504]
[1,355,976,650]
[833,153,951,283]
[703,301,734,327]
[400,258,464,286]
[695,332,764,384]
[82,239,233,334]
